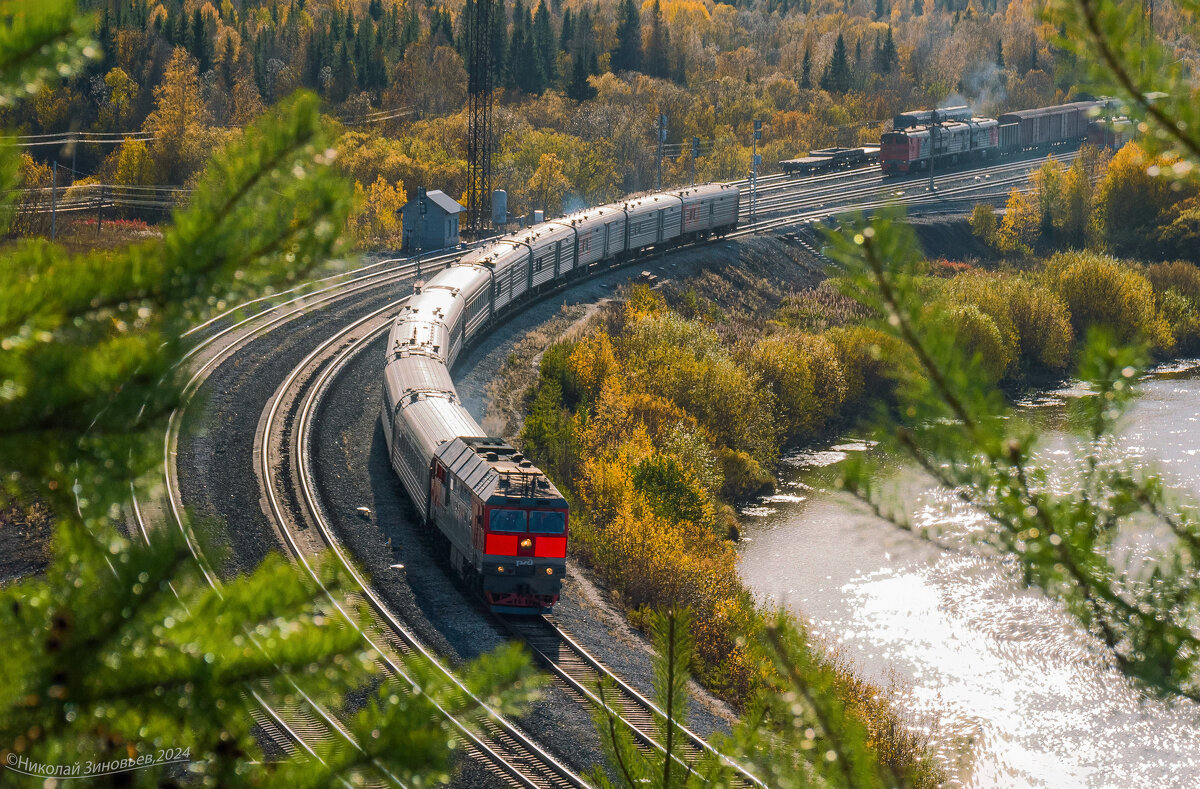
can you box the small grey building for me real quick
[401,188,463,252]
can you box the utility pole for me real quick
[50,160,57,241]
[752,119,762,226]
[929,114,937,192]
[656,113,667,190]
[691,136,699,186]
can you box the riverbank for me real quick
[738,360,1200,787]
[508,218,1200,782]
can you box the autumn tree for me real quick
[995,187,1040,254]
[528,152,571,213]
[98,67,138,129]
[387,41,467,118]
[1094,142,1191,258]
[114,136,154,186]
[351,174,407,247]
[143,47,216,184]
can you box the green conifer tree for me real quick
[873,25,897,74]
[644,0,670,79]
[820,32,851,92]
[559,7,574,52]
[612,0,642,73]
[533,1,557,84]
[0,3,543,784]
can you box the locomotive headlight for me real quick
[519,538,533,550]
[497,565,505,573]
[545,567,554,575]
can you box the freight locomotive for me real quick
[880,100,1110,174]
[382,182,741,613]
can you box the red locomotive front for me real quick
[430,437,567,614]
[880,130,926,174]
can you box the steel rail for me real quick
[129,146,1059,780]
[499,615,767,788]
[266,302,590,789]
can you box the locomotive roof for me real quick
[435,437,566,506]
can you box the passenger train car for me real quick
[381,182,740,614]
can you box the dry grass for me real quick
[482,302,592,439]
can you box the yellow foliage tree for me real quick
[144,48,215,184]
[349,175,407,249]
[100,67,139,130]
[995,187,1040,254]
[114,137,155,186]
[569,330,620,405]
[527,152,571,215]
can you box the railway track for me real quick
[499,615,766,788]
[133,151,1065,784]
[261,302,589,788]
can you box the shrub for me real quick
[1156,289,1200,355]
[825,325,913,411]
[623,312,779,462]
[1146,261,1200,306]
[717,447,775,500]
[750,333,817,440]
[1003,276,1074,370]
[794,333,848,433]
[969,202,997,245]
[1156,199,1200,264]
[632,453,711,528]
[942,272,1020,373]
[944,272,1073,373]
[930,302,1011,384]
[1044,250,1173,351]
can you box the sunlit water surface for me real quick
[737,361,1200,787]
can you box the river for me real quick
[737,361,1200,788]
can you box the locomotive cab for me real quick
[431,437,568,614]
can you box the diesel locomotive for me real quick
[382,182,741,614]
[879,100,1122,174]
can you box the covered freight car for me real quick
[998,101,1103,149]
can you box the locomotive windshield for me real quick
[489,509,527,532]
[529,511,566,534]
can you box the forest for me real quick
[12,0,1198,246]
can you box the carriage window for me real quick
[529,511,566,534]
[489,509,527,532]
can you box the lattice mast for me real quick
[466,0,494,234]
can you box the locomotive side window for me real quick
[529,511,566,534]
[490,509,527,532]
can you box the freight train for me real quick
[879,100,1115,174]
[780,146,880,176]
[382,183,741,614]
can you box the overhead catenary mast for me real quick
[466,0,495,235]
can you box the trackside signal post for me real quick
[656,114,667,190]
[751,119,762,226]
